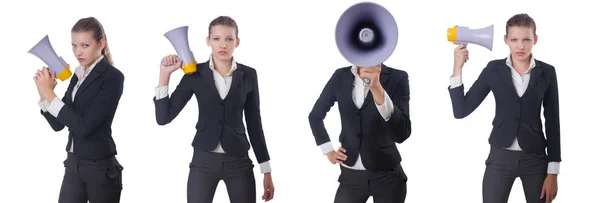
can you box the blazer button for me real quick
[221,101,225,106]
[356,111,361,116]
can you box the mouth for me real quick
[77,58,85,62]
[218,51,227,55]
[516,52,525,56]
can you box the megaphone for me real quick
[447,25,494,51]
[335,2,398,85]
[28,35,72,81]
[162,26,197,75]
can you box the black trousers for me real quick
[482,146,548,203]
[187,150,256,203]
[334,164,408,203]
[58,153,124,203]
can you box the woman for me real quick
[34,17,125,203]
[153,16,275,203]
[448,13,560,203]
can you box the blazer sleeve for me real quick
[154,74,194,125]
[55,73,124,137]
[308,69,339,146]
[243,68,271,164]
[386,71,412,143]
[543,66,561,162]
[40,95,68,131]
[448,62,493,118]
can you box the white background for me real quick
[1,0,598,202]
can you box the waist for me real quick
[66,152,117,165]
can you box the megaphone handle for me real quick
[457,43,468,63]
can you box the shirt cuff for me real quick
[47,97,65,118]
[155,86,169,100]
[449,75,463,89]
[375,91,394,122]
[259,161,272,174]
[318,141,334,155]
[38,99,50,112]
[547,162,560,174]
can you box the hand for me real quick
[540,174,558,203]
[160,54,182,74]
[326,147,347,164]
[159,54,182,86]
[358,64,382,89]
[33,67,57,100]
[262,173,274,201]
[453,44,469,73]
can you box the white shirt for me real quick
[318,65,395,170]
[155,55,272,174]
[39,55,105,153]
[449,54,560,174]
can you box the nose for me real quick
[219,42,227,49]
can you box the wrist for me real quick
[158,73,171,86]
[452,67,462,77]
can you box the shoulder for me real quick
[105,64,124,83]
[383,65,408,79]
[235,62,257,75]
[331,66,352,77]
[534,59,556,73]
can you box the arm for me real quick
[39,76,77,132]
[543,66,561,174]
[45,74,124,137]
[380,72,411,143]
[308,70,339,155]
[448,63,492,118]
[154,74,194,125]
[39,97,66,131]
[244,69,271,174]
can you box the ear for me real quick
[99,38,106,50]
[235,37,240,48]
[206,36,210,46]
[533,34,538,45]
[503,34,509,45]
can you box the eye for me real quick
[213,37,219,40]
[83,44,89,47]
[72,44,76,48]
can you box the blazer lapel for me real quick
[74,58,108,99]
[521,64,542,98]
[341,67,356,109]
[198,61,221,100]
[497,63,519,98]
[224,65,244,101]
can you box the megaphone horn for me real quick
[447,25,494,51]
[28,35,72,81]
[335,2,399,85]
[162,26,197,75]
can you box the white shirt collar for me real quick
[209,54,237,76]
[506,53,536,73]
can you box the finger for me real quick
[339,147,346,153]
[335,159,343,164]
[540,188,545,199]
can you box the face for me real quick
[71,31,104,68]
[206,25,239,61]
[504,26,537,61]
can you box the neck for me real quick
[212,56,232,71]
[511,54,531,69]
